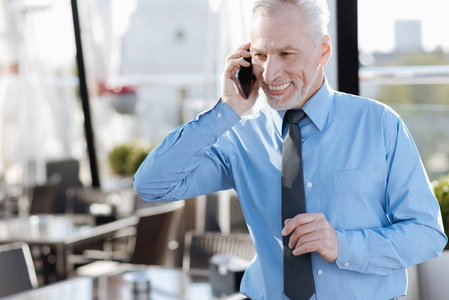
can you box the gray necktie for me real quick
[282,109,315,300]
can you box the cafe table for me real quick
[0,214,139,280]
[2,264,214,300]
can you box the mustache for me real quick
[258,78,295,86]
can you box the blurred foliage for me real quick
[433,175,449,250]
[125,146,151,175]
[378,84,449,105]
[108,141,158,176]
[377,48,449,105]
[394,47,449,66]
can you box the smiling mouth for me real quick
[267,82,292,91]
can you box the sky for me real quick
[358,0,449,53]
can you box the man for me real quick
[134,0,447,299]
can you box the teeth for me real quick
[268,82,291,91]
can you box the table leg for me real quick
[55,244,70,280]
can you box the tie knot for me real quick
[284,109,306,125]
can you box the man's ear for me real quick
[320,35,332,66]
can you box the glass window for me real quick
[0,0,261,194]
[76,0,217,189]
[358,0,449,180]
[76,0,261,190]
[0,0,88,192]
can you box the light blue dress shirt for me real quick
[134,79,447,300]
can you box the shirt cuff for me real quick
[197,99,241,137]
[335,229,367,272]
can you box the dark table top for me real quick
[0,214,138,245]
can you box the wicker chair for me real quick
[130,200,186,266]
[65,186,118,214]
[183,231,256,277]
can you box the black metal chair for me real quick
[0,243,38,297]
[29,174,62,214]
[46,158,83,214]
[76,200,186,276]
[183,231,256,277]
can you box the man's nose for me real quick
[262,57,282,84]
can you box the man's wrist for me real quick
[199,100,241,137]
[221,97,246,117]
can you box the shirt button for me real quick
[307,182,312,188]
[217,113,222,118]
[344,262,350,267]
[317,270,323,275]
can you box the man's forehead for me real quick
[250,20,310,53]
[251,44,303,54]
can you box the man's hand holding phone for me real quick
[236,49,257,99]
[221,43,259,117]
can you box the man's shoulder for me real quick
[333,90,400,119]
[334,90,382,107]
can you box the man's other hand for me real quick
[282,212,339,262]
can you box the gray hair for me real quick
[252,0,330,46]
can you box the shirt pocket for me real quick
[332,168,388,230]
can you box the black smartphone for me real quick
[235,50,257,99]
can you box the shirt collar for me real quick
[273,77,334,134]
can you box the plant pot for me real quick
[417,250,449,299]
[109,93,137,115]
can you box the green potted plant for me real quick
[434,175,449,247]
[108,141,157,176]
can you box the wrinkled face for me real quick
[250,3,330,110]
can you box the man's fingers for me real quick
[281,212,338,262]
[223,56,251,80]
[285,217,339,262]
[225,42,251,62]
[231,57,251,69]
[226,48,252,62]
[282,213,319,236]
[288,222,315,248]
[293,239,321,256]
[224,42,251,74]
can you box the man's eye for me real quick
[281,52,291,57]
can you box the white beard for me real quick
[264,65,321,111]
